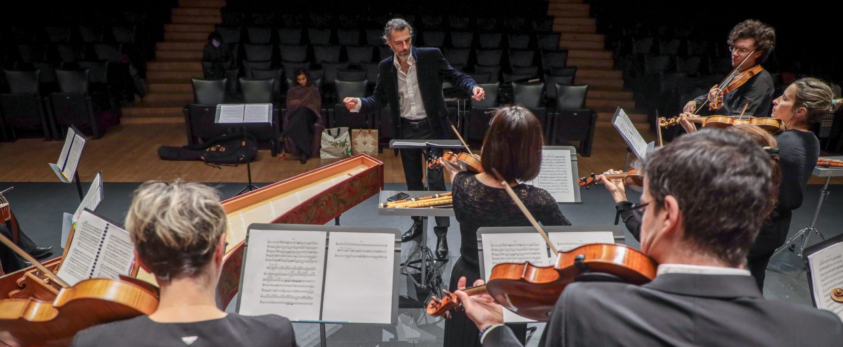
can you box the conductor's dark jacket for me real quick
[358,46,478,139]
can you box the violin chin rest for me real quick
[573,272,625,283]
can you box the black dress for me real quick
[443,172,571,347]
[747,129,820,290]
[71,314,296,347]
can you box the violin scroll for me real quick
[426,290,461,318]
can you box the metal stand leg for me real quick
[320,323,327,347]
[73,171,84,201]
[399,158,445,299]
[624,147,632,172]
[773,177,830,257]
[236,160,259,195]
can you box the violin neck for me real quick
[602,173,629,180]
[461,285,488,296]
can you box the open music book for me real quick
[807,238,843,321]
[480,230,615,323]
[238,228,396,324]
[72,172,104,222]
[49,126,87,183]
[612,107,650,160]
[215,104,273,124]
[57,209,135,286]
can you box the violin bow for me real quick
[0,232,69,287]
[491,168,558,254]
[694,49,756,115]
[447,118,474,157]
[0,186,13,196]
[738,101,750,119]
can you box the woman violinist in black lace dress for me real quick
[439,105,571,347]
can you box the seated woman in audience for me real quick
[600,124,781,242]
[72,181,297,347]
[439,105,571,347]
[202,32,231,79]
[283,69,324,164]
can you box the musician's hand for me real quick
[707,86,722,104]
[682,101,696,114]
[678,113,697,133]
[598,170,627,203]
[343,97,359,111]
[454,277,504,332]
[472,86,485,101]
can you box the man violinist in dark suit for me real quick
[456,129,843,347]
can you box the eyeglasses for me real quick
[619,202,650,217]
[728,46,754,55]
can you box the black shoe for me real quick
[300,153,308,164]
[436,235,449,260]
[401,223,423,243]
[29,246,53,260]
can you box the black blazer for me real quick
[358,46,478,139]
[484,273,843,347]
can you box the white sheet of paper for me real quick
[218,104,245,123]
[73,172,103,222]
[57,210,132,286]
[548,231,615,264]
[530,149,576,203]
[481,233,550,323]
[807,242,843,321]
[90,223,134,280]
[244,104,272,123]
[612,108,648,159]
[238,229,327,321]
[56,127,76,171]
[62,134,86,179]
[322,232,395,324]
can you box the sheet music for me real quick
[244,104,272,123]
[73,172,103,222]
[57,210,133,286]
[612,108,648,159]
[321,232,395,323]
[808,242,843,321]
[63,133,86,179]
[548,231,615,263]
[481,233,550,322]
[239,229,326,321]
[56,127,76,172]
[217,104,245,123]
[530,149,575,203]
[90,223,134,279]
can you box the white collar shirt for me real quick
[392,53,427,120]
[656,263,751,276]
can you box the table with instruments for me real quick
[378,190,454,300]
[774,156,843,257]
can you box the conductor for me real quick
[344,18,484,260]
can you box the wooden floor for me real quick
[1,124,839,185]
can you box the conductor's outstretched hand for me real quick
[343,97,358,111]
[472,86,486,101]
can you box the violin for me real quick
[427,169,658,321]
[0,276,159,346]
[427,243,657,320]
[577,170,643,189]
[659,115,785,134]
[710,65,764,111]
[818,158,843,168]
[0,225,159,346]
[428,151,484,174]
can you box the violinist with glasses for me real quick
[682,19,776,117]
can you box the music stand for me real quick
[773,156,843,257]
[384,139,463,299]
[214,104,274,195]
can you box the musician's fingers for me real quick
[457,276,467,290]
[473,279,486,287]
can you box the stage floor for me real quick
[2,181,839,346]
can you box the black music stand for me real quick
[384,139,463,300]
[214,104,274,195]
